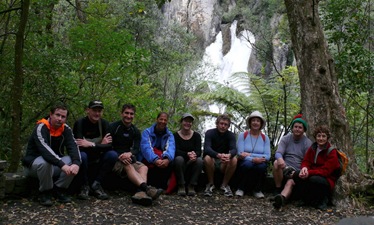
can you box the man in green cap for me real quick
[272,114,312,209]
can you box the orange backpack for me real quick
[328,147,349,176]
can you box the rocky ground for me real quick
[1,190,373,225]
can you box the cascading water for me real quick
[197,20,255,130]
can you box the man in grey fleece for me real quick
[272,115,312,209]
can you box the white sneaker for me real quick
[253,191,265,199]
[220,185,233,197]
[204,184,215,197]
[235,189,244,197]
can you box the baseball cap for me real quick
[181,113,195,121]
[88,100,104,109]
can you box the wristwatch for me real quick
[91,142,96,147]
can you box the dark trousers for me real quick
[174,156,203,186]
[147,164,173,190]
[70,150,118,193]
[237,160,267,192]
[96,150,118,183]
[295,175,331,205]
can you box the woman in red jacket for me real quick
[295,125,340,210]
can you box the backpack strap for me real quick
[244,131,266,142]
[327,146,335,154]
[314,146,335,163]
[98,118,103,139]
[261,133,265,142]
[244,130,249,139]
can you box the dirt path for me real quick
[1,191,373,225]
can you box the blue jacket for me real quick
[140,123,175,163]
[236,131,271,162]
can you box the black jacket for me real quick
[22,118,81,168]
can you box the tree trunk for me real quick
[9,0,30,172]
[75,0,87,23]
[284,0,370,207]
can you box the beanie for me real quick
[291,118,308,131]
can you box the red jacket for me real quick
[301,142,341,190]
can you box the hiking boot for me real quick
[39,190,53,207]
[146,186,163,200]
[235,189,244,197]
[270,188,282,201]
[54,187,71,203]
[221,185,233,197]
[131,191,152,206]
[77,184,90,200]
[253,191,265,199]
[91,181,109,200]
[273,194,285,209]
[204,184,215,197]
[178,185,186,196]
[187,185,196,196]
[296,200,307,207]
[314,197,328,210]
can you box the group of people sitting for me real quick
[22,101,341,210]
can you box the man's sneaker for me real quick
[91,181,109,200]
[221,185,233,197]
[273,194,285,209]
[131,191,152,206]
[187,185,196,196]
[77,184,90,200]
[253,191,265,199]
[178,185,186,196]
[39,191,53,206]
[204,184,215,197]
[146,186,163,200]
[235,189,244,197]
[283,166,296,179]
[54,187,72,203]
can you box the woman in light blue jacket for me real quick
[236,111,270,198]
[140,112,175,190]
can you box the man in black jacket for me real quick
[109,103,162,206]
[22,102,81,206]
[73,100,112,200]
[203,114,237,197]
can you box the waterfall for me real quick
[197,20,255,130]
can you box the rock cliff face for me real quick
[161,0,222,49]
[161,0,293,77]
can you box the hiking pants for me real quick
[26,156,74,192]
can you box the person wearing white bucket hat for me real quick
[236,111,270,198]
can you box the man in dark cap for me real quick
[73,100,112,200]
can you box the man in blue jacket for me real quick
[22,102,81,206]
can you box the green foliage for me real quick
[193,66,300,149]
[320,0,373,172]
[0,0,204,166]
